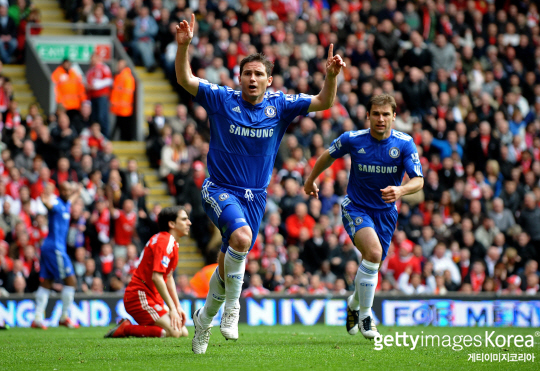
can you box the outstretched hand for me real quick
[176,13,195,46]
[326,44,346,77]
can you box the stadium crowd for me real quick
[1,0,540,299]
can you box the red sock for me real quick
[123,324,164,338]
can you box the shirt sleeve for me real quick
[402,140,424,178]
[281,93,313,122]
[193,79,227,115]
[50,198,61,214]
[152,240,169,274]
[328,132,351,159]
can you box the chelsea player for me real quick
[175,14,345,354]
[305,94,424,339]
[32,182,81,329]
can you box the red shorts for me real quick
[124,289,168,325]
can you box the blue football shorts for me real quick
[201,179,267,253]
[341,197,398,261]
[40,245,75,280]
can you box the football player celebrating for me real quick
[305,94,424,339]
[175,14,345,354]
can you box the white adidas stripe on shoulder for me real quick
[392,130,413,141]
[349,129,370,137]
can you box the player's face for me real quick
[240,61,272,103]
[59,182,72,201]
[173,210,191,237]
[367,104,395,139]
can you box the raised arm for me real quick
[308,44,346,113]
[41,187,55,211]
[303,149,336,199]
[68,183,82,204]
[175,13,199,97]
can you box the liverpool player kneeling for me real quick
[105,206,191,338]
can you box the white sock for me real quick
[61,286,76,320]
[34,286,51,323]
[356,260,379,320]
[224,246,247,311]
[200,268,225,328]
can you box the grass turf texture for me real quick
[1,325,539,370]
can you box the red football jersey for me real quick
[113,210,137,245]
[127,232,179,300]
[386,254,422,281]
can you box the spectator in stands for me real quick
[132,6,158,72]
[86,3,109,34]
[488,197,515,233]
[398,265,434,294]
[14,139,34,177]
[86,53,113,138]
[241,274,270,298]
[386,237,422,283]
[110,59,135,141]
[51,59,88,122]
[0,0,18,64]
[108,197,137,258]
[301,225,329,274]
[431,242,461,286]
[51,114,78,156]
[176,274,195,297]
[159,132,187,180]
[519,193,540,251]
[279,178,304,222]
[285,203,315,246]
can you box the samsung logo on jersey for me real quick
[229,124,274,138]
[358,164,398,173]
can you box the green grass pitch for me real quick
[1,325,539,370]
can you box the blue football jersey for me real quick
[194,79,312,189]
[41,198,71,252]
[329,129,423,210]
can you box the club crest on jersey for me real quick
[389,147,400,158]
[161,256,170,268]
[219,193,229,201]
[154,304,163,312]
[355,217,363,225]
[265,106,277,118]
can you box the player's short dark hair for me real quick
[367,94,397,114]
[239,53,274,77]
[157,205,186,232]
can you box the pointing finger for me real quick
[328,43,333,62]
[189,13,195,31]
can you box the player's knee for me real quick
[166,329,181,338]
[364,249,382,264]
[181,326,189,337]
[229,228,252,252]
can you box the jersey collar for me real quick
[239,94,267,109]
[369,128,393,143]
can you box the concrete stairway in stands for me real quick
[135,67,178,121]
[3,65,38,117]
[33,0,74,35]
[112,141,205,276]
